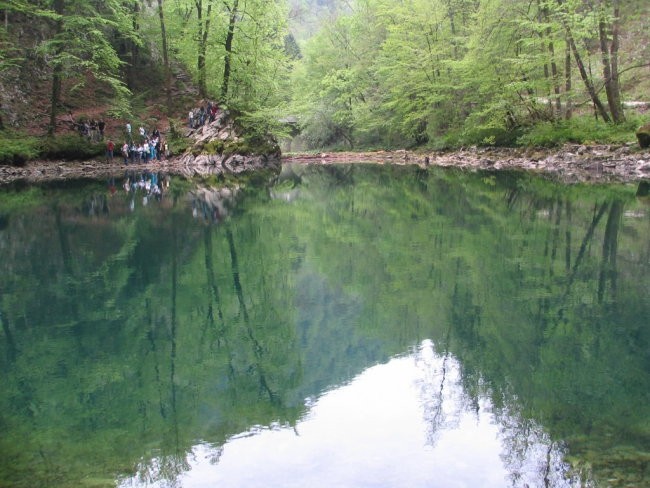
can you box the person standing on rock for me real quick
[122,142,129,165]
[189,110,194,128]
[106,140,115,163]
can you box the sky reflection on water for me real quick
[120,340,573,488]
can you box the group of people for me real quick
[71,115,106,142]
[106,123,169,164]
[72,100,224,165]
[188,101,219,128]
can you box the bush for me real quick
[0,132,40,166]
[517,116,642,147]
[39,135,105,160]
[460,126,522,147]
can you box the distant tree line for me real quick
[289,0,650,149]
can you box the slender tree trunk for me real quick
[197,0,213,98]
[220,0,239,103]
[126,1,140,90]
[539,3,561,117]
[546,24,562,116]
[48,0,65,136]
[156,0,173,115]
[565,27,611,122]
[610,0,622,111]
[555,0,610,122]
[564,42,573,119]
[599,0,624,122]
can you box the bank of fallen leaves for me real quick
[1,143,649,185]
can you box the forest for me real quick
[0,0,649,161]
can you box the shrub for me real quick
[0,132,40,165]
[517,115,642,147]
[460,126,521,147]
[39,135,105,160]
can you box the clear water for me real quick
[0,164,649,487]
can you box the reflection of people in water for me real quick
[108,177,117,196]
[121,171,166,208]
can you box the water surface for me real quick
[0,165,649,487]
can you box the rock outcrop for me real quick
[175,108,281,177]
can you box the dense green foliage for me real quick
[1,0,648,156]
[0,168,649,486]
[0,131,105,162]
[288,0,650,150]
[0,132,40,165]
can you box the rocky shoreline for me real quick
[1,143,649,186]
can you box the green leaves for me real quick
[288,0,647,149]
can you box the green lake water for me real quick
[0,164,649,487]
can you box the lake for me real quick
[0,164,649,487]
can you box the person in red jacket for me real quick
[106,140,115,163]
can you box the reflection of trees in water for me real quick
[494,406,578,488]
[414,340,580,487]
[127,453,190,488]
[414,339,463,447]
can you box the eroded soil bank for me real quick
[1,144,649,185]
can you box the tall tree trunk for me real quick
[546,24,562,117]
[564,42,573,119]
[126,0,140,91]
[220,0,238,103]
[555,0,610,122]
[599,0,624,123]
[539,2,561,117]
[565,26,611,122]
[48,0,65,136]
[196,0,213,98]
[156,0,173,115]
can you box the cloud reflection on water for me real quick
[119,340,577,488]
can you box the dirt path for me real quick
[1,144,649,186]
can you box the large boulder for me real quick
[637,123,650,148]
